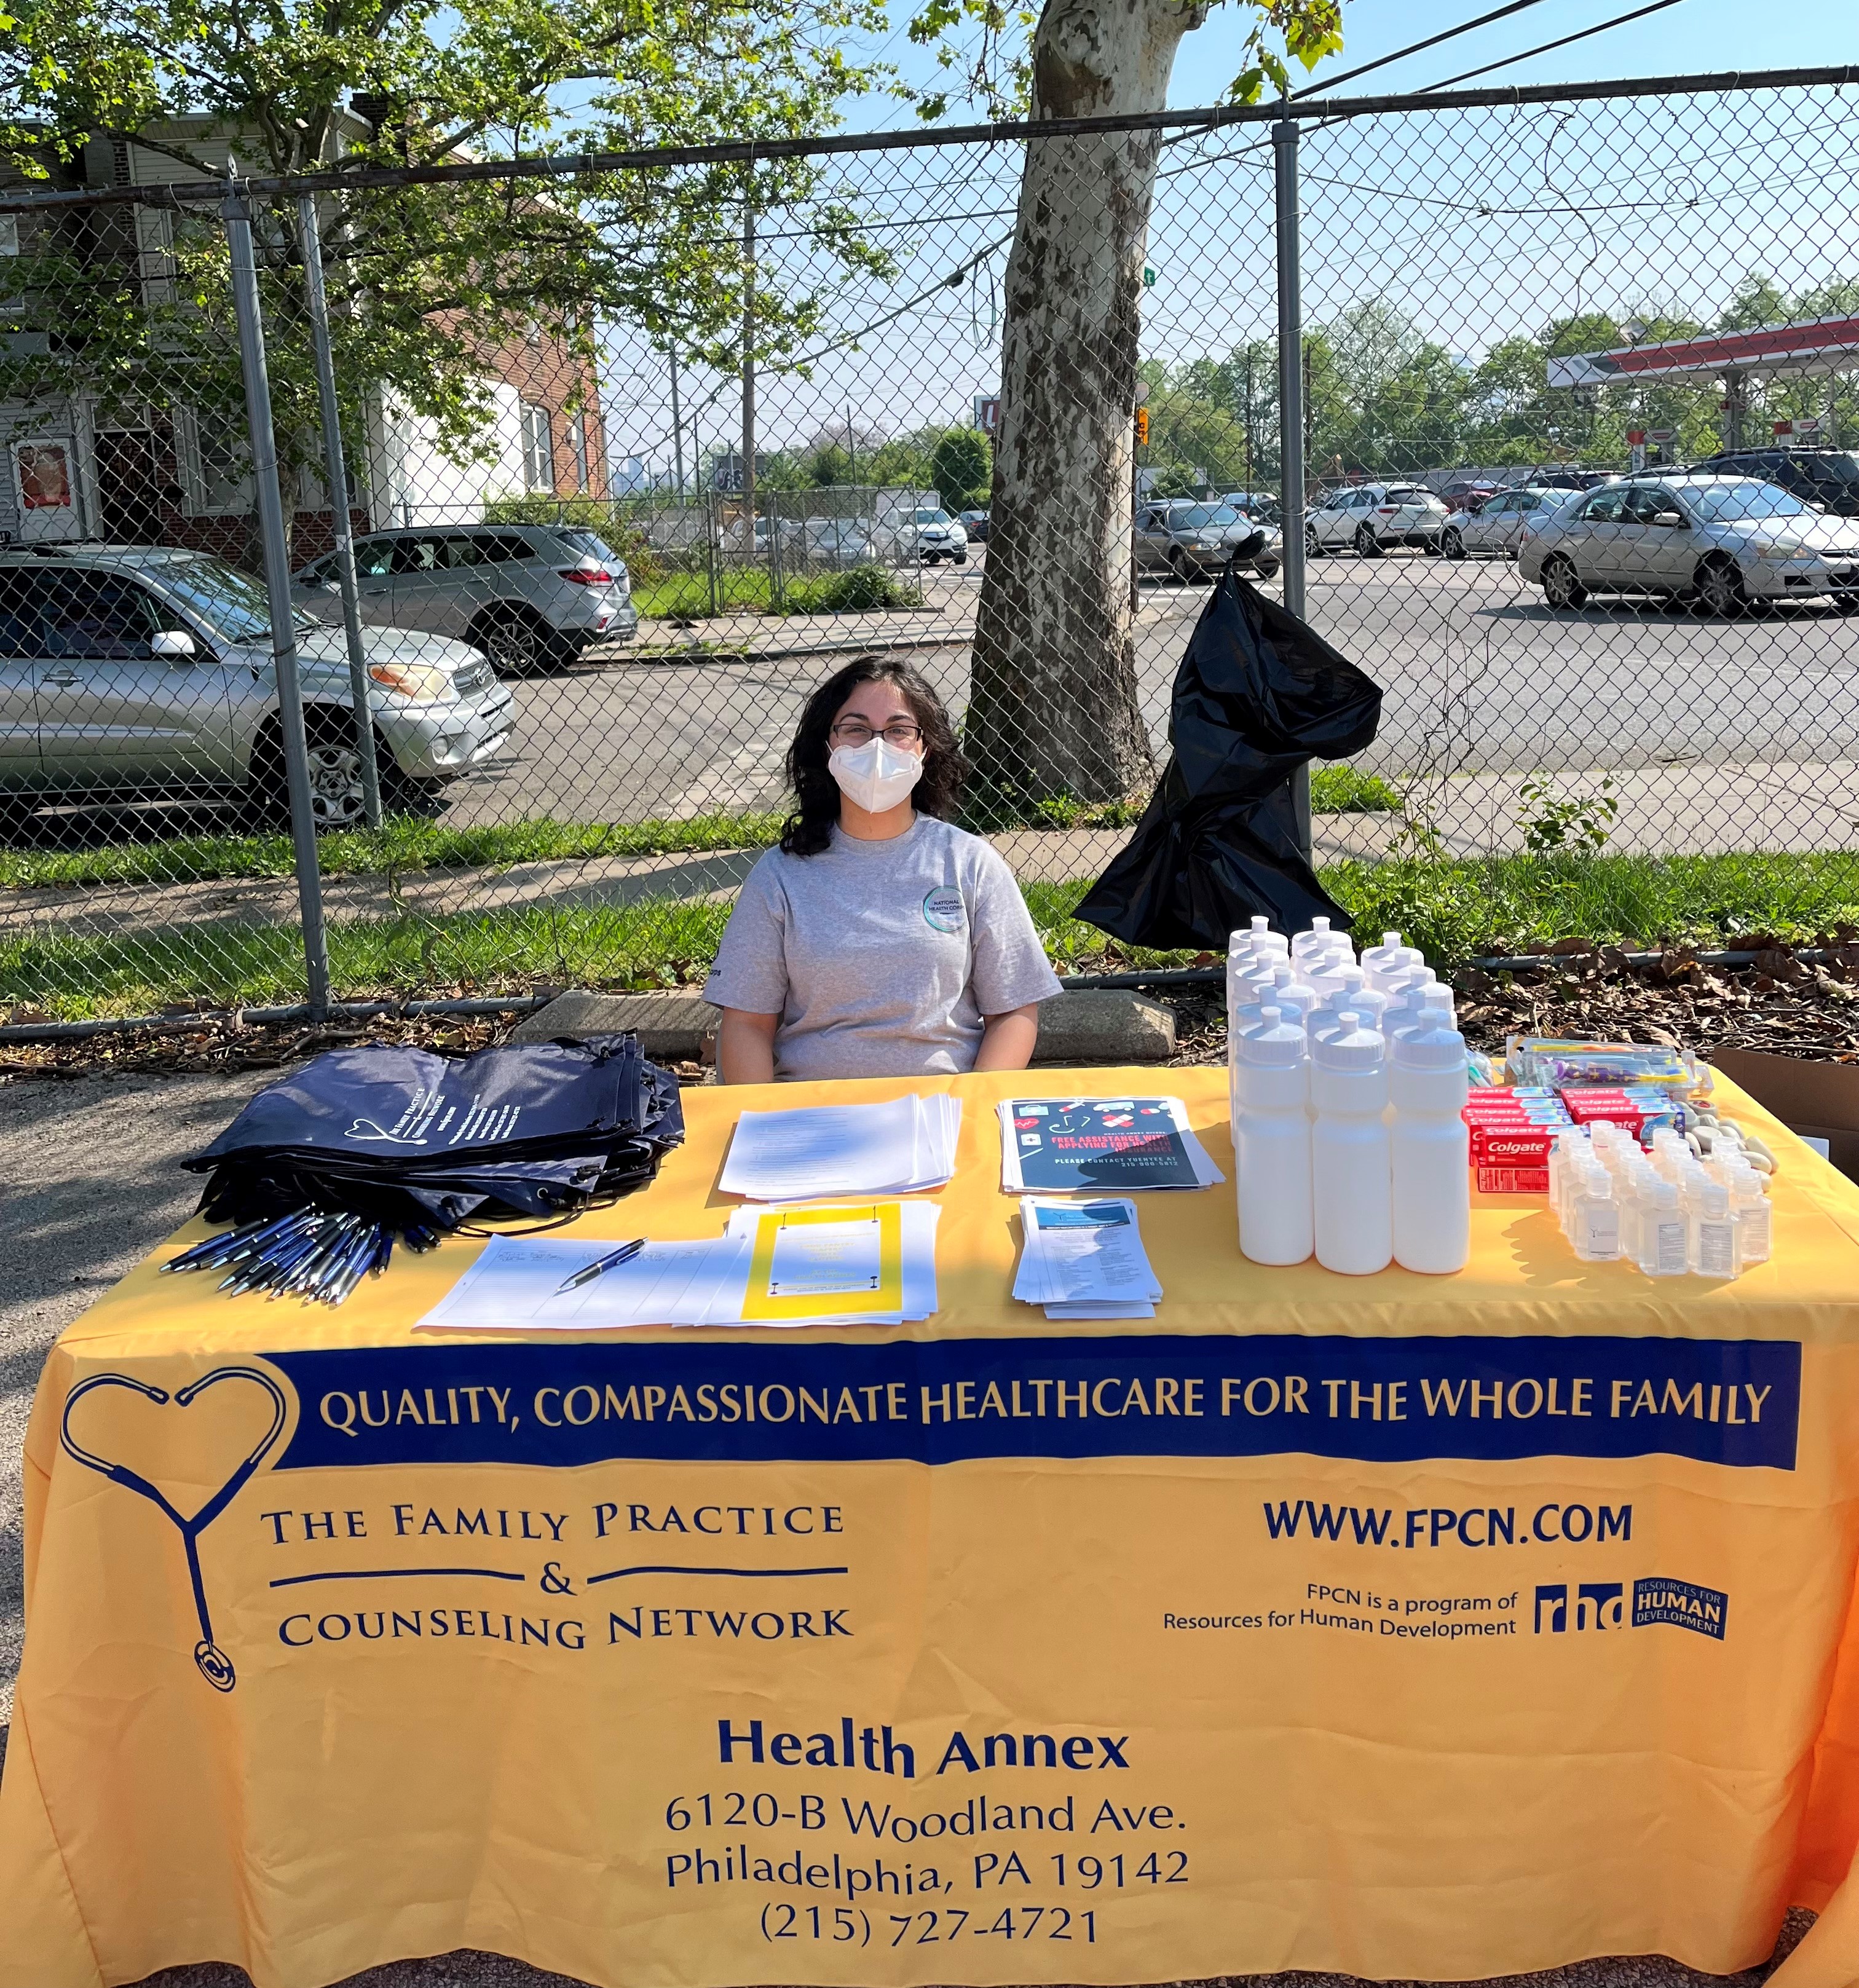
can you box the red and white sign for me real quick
[12,437,81,541]
[972,395,1001,436]
[17,441,71,509]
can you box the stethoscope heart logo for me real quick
[60,1366,289,1692]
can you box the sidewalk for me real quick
[5,762,1858,951]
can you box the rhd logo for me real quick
[1533,1582,1625,1633]
[1534,1577,1729,1639]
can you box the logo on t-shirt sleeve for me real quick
[922,886,966,933]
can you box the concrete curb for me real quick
[510,988,1177,1069]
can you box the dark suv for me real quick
[1684,448,1859,519]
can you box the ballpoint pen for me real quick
[555,1237,645,1294]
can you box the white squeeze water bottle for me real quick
[1311,1018,1392,1276]
[1292,915,1339,965]
[1308,957,1367,1006]
[1360,930,1423,987]
[1234,1008,1314,1266]
[1390,1008,1470,1274]
[1311,985,1389,1041]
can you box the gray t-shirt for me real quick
[703,815,1062,1080]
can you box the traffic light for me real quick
[1134,408,1150,446]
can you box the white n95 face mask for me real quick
[828,735,924,813]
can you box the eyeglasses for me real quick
[830,719,923,747]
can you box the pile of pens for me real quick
[161,1208,440,1305]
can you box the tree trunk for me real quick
[965,0,1202,808]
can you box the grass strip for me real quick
[0,771,1397,892]
[630,566,924,620]
[0,814,791,891]
[6,853,1859,1022]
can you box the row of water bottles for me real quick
[1552,1119,1771,1277]
[1227,918,1469,1276]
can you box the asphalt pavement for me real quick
[440,552,1859,859]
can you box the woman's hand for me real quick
[973,1004,1042,1072]
[718,1008,780,1084]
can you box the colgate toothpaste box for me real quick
[1558,1087,1682,1142]
[1476,1161,1550,1193]
[1467,1118,1565,1194]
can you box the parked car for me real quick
[1440,478,1502,515]
[799,518,880,570]
[1220,491,1283,526]
[1134,501,1281,581]
[880,507,968,564]
[958,508,991,543]
[1683,448,1859,519]
[1439,486,1565,559]
[1519,468,1610,494]
[1303,483,1448,556]
[291,521,637,675]
[0,545,513,827]
[1517,474,1859,614]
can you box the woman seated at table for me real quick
[706,655,1061,1083]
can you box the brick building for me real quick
[0,119,608,565]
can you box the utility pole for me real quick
[1243,348,1254,499]
[741,183,757,540]
[297,192,382,829]
[847,400,856,486]
[225,166,331,1018]
[1273,112,1311,866]
[669,347,685,501]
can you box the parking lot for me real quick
[443,550,1859,862]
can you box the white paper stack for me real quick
[416,1199,939,1332]
[1012,1196,1162,1320]
[997,1097,1223,1194]
[416,1234,752,1331]
[720,1094,962,1200]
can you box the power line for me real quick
[1293,0,1555,100]
[1421,0,1687,92]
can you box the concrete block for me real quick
[510,989,716,1063]
[1032,990,1175,1065]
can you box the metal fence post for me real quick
[1273,112,1312,867]
[225,173,333,1017]
[297,192,384,830]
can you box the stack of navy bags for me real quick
[184,1032,685,1234]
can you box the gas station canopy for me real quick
[1548,314,1859,389]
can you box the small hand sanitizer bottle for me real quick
[1640,1179,1689,1277]
[1729,1166,1772,1265]
[1571,1163,1621,1262]
[1689,1178,1739,1278]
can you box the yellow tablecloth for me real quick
[5,1065,1859,1988]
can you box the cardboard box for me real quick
[1708,1047,1859,1184]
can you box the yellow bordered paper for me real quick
[738,1201,904,1322]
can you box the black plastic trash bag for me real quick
[1075,567,1383,947]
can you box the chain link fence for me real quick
[1,69,1858,1022]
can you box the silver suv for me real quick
[0,546,513,827]
[1304,483,1448,556]
[291,523,637,674]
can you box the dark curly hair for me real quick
[780,655,966,855]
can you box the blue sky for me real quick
[858,0,1859,124]
[1169,0,1859,109]
[600,2,1859,467]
